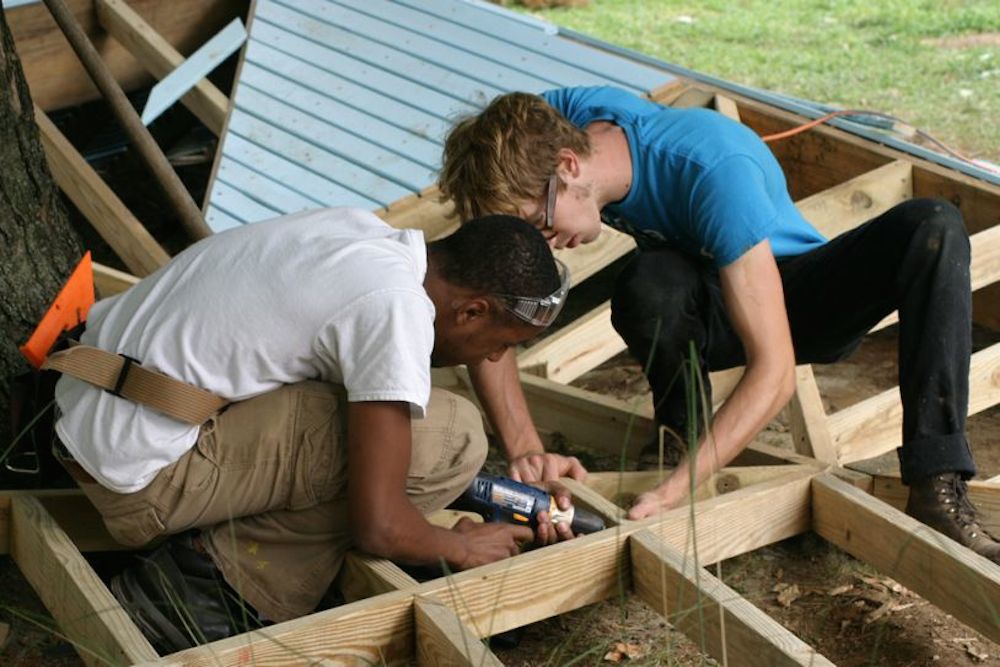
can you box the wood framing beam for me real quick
[812,473,1000,643]
[93,261,140,296]
[414,596,503,667]
[831,341,1000,465]
[376,186,458,239]
[433,367,654,457]
[796,159,912,238]
[35,107,170,276]
[152,591,415,665]
[9,496,157,666]
[338,551,418,603]
[631,529,834,666]
[584,465,817,506]
[870,474,1000,536]
[712,93,741,121]
[554,224,635,286]
[518,300,625,381]
[94,0,230,135]
[787,364,836,462]
[559,476,627,525]
[421,468,815,637]
[0,490,122,555]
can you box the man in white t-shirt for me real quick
[52,207,580,653]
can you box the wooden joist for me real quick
[93,261,140,296]
[831,341,1000,465]
[9,496,157,666]
[433,367,654,457]
[414,597,503,667]
[35,107,170,276]
[812,474,1000,644]
[631,529,834,666]
[149,591,416,665]
[421,468,815,638]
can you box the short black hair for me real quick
[428,215,560,304]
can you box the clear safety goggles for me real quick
[497,257,571,328]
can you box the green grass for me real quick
[515,0,1000,163]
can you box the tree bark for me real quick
[0,6,83,472]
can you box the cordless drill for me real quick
[450,473,606,535]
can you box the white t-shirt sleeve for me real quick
[316,287,434,417]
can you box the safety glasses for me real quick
[497,257,571,328]
[540,173,558,230]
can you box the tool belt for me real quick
[43,344,229,426]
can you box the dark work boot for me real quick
[110,532,264,654]
[905,473,1000,565]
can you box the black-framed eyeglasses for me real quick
[496,257,570,328]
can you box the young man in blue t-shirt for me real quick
[440,85,999,564]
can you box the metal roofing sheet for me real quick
[204,0,674,229]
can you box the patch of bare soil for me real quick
[922,33,1000,49]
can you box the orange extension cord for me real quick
[761,109,999,175]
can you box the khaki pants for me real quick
[77,381,487,621]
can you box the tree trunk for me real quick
[1,6,83,480]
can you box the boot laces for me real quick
[935,474,987,539]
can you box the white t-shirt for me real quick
[55,207,435,493]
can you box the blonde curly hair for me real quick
[439,92,591,221]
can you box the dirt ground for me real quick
[2,97,999,666]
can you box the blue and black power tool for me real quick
[450,473,606,535]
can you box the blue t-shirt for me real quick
[543,86,827,268]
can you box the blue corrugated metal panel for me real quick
[204,0,676,229]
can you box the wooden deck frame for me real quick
[4,72,999,667]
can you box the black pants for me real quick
[610,198,975,484]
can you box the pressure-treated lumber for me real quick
[35,107,169,276]
[421,468,815,637]
[585,465,818,505]
[338,551,419,603]
[9,496,158,666]
[433,367,654,457]
[95,0,230,135]
[518,299,624,381]
[0,489,117,555]
[94,261,140,296]
[787,364,836,461]
[560,476,627,525]
[712,93,741,121]
[414,596,504,667]
[148,591,416,665]
[812,473,1000,643]
[554,224,636,286]
[796,159,913,238]
[831,341,1000,465]
[870,474,1000,537]
[631,529,834,666]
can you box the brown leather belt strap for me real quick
[42,345,228,425]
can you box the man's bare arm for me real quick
[468,350,586,483]
[629,240,796,518]
[347,400,532,568]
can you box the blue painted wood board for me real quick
[204,0,677,229]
